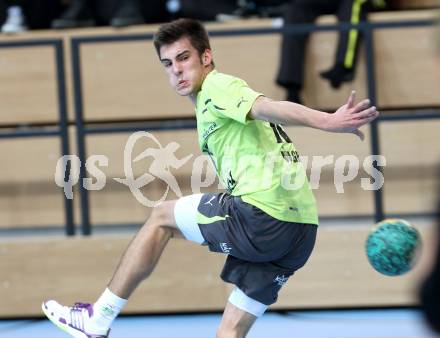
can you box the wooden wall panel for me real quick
[0,223,435,317]
[0,47,58,124]
[80,42,194,121]
[0,137,64,227]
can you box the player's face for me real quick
[159,37,212,97]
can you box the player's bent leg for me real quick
[42,199,186,338]
[217,289,267,338]
[108,199,182,298]
[42,195,209,338]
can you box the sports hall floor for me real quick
[0,308,439,338]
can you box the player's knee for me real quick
[149,201,176,229]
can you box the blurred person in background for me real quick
[276,0,386,103]
[51,0,239,29]
[1,0,26,33]
[51,0,144,28]
[0,0,63,33]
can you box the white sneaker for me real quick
[1,6,27,34]
[42,300,110,338]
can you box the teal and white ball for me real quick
[365,219,421,276]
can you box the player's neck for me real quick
[189,67,214,105]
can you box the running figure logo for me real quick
[115,131,192,207]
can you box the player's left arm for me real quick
[249,91,379,140]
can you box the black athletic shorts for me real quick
[197,192,317,306]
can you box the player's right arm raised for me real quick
[250,90,379,140]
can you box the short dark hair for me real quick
[153,18,212,59]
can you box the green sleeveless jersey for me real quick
[195,70,318,224]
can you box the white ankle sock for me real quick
[91,288,127,330]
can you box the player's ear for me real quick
[202,49,212,66]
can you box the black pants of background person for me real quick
[178,0,237,21]
[276,0,370,103]
[50,0,237,29]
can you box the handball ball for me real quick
[365,219,421,276]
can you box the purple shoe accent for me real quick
[72,302,94,317]
[59,318,67,324]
